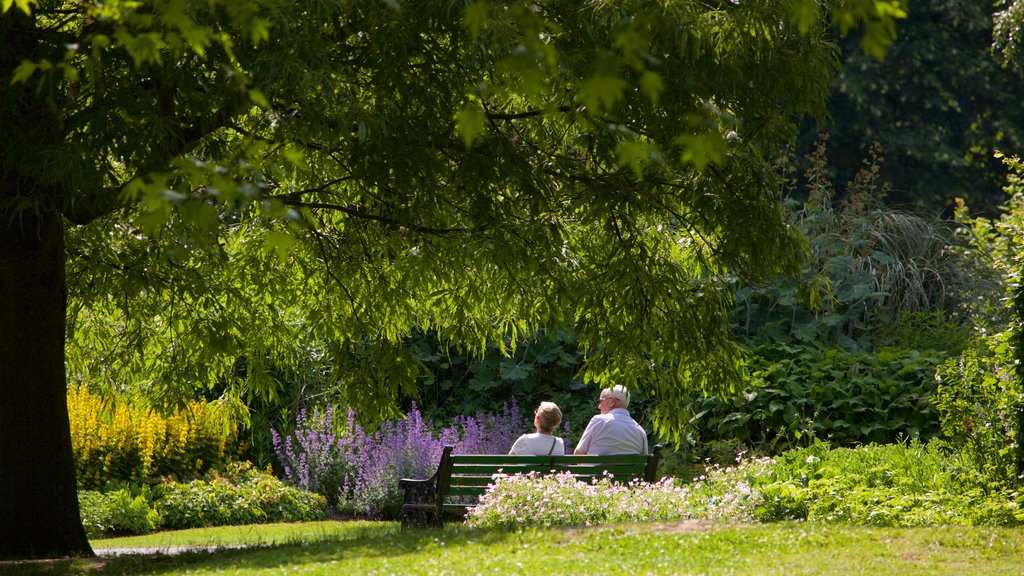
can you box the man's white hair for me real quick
[603,384,630,407]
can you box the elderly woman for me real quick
[508,401,565,455]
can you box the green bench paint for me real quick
[398,444,663,528]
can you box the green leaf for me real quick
[499,359,533,381]
[249,18,271,45]
[263,230,296,261]
[115,30,167,67]
[10,61,38,84]
[2,0,36,15]
[674,133,727,171]
[178,201,219,233]
[248,89,270,110]
[615,141,650,178]
[639,71,663,106]
[454,104,486,148]
[463,1,489,41]
[577,73,627,115]
[790,0,819,34]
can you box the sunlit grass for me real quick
[90,520,394,551]
[58,521,1024,575]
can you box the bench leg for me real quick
[401,505,443,529]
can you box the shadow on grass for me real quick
[2,524,518,576]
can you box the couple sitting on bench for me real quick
[399,385,658,528]
[509,385,649,457]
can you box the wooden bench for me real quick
[398,444,663,528]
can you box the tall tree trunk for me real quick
[0,208,93,560]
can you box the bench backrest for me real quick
[437,445,662,500]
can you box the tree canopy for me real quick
[1,0,903,559]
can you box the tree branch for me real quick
[280,198,480,236]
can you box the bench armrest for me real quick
[399,446,454,529]
[398,476,438,503]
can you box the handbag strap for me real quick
[548,437,556,455]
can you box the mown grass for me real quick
[9,520,1024,575]
[90,520,389,551]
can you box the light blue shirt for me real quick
[575,408,648,455]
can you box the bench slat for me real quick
[451,454,648,464]
[447,486,490,497]
[450,464,555,475]
[449,476,498,487]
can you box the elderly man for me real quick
[574,385,648,455]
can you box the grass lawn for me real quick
[9,520,1024,575]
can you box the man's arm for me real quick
[574,418,599,455]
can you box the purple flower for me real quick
[273,397,531,517]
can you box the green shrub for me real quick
[78,486,159,539]
[154,462,328,529]
[933,334,1022,489]
[749,442,1024,526]
[688,342,945,458]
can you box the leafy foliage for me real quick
[689,341,945,455]
[153,462,327,530]
[933,338,1021,490]
[466,473,696,529]
[751,442,1024,526]
[936,154,1024,486]
[798,0,1024,213]
[79,463,328,537]
[34,0,873,439]
[995,0,1024,66]
[736,140,987,351]
[0,0,909,557]
[78,486,160,539]
[406,329,591,430]
[694,144,984,461]
[468,440,1024,530]
[68,387,241,490]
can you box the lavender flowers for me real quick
[273,398,550,517]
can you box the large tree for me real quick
[1,0,902,560]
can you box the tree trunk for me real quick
[0,208,93,560]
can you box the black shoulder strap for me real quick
[548,437,556,455]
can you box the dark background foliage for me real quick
[795,0,1024,215]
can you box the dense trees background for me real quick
[796,0,1024,215]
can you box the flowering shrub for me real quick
[681,457,769,522]
[273,398,541,518]
[466,441,1024,530]
[466,473,696,528]
[69,387,240,489]
[268,404,353,498]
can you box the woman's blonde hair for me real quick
[534,402,562,434]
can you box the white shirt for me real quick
[509,433,565,456]
[575,408,648,455]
